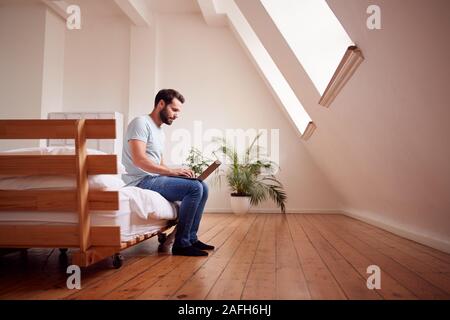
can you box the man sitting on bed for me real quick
[122,89,214,257]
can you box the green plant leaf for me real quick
[214,135,287,213]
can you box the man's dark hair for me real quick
[154,89,185,108]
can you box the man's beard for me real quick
[160,107,173,125]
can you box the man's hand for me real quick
[129,140,195,178]
[170,168,195,178]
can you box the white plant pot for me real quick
[230,195,251,215]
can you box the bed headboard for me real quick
[0,119,122,267]
[47,112,124,162]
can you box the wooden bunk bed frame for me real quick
[0,119,174,268]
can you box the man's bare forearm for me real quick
[134,157,173,176]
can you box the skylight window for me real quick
[225,0,312,135]
[261,0,353,95]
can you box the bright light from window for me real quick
[225,0,312,135]
[261,0,353,95]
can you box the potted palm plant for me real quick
[213,134,287,214]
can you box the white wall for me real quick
[324,0,450,251]
[153,13,342,212]
[0,1,343,214]
[62,0,130,124]
[1,0,448,251]
[0,2,65,150]
[128,26,157,120]
[41,8,65,120]
[236,0,450,251]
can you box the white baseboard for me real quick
[341,209,450,254]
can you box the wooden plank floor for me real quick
[0,213,449,300]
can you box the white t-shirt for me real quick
[122,115,165,186]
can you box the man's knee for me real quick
[189,180,203,196]
[200,181,209,200]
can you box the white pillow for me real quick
[0,174,125,191]
[0,146,126,190]
[0,146,126,174]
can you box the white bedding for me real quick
[0,187,178,242]
[0,145,178,242]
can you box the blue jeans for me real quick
[137,175,209,248]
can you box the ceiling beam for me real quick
[197,0,227,27]
[41,0,69,20]
[114,0,151,27]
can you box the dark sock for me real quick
[192,240,215,251]
[172,245,208,256]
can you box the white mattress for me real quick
[0,189,177,242]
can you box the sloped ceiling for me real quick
[42,0,449,250]
[198,0,450,251]
[145,0,200,13]
[319,0,450,249]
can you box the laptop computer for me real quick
[168,160,221,181]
